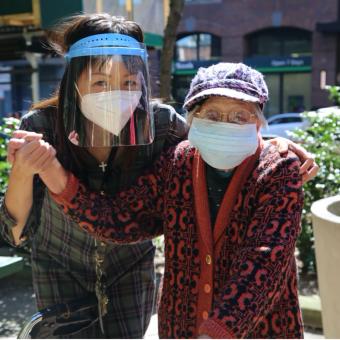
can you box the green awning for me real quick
[0,0,32,16]
[144,32,163,48]
[173,69,197,75]
[40,0,83,28]
[256,66,311,73]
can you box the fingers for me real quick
[287,141,313,161]
[12,130,29,138]
[288,143,319,183]
[270,138,320,184]
[10,139,57,177]
[7,139,26,164]
[34,146,56,172]
[17,140,42,157]
[269,137,289,154]
[299,158,314,174]
[7,131,43,164]
[29,141,52,164]
[28,141,57,172]
[13,140,46,169]
[13,130,43,140]
[309,163,320,179]
[302,162,320,184]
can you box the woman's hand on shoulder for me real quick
[268,137,319,184]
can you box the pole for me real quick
[25,52,40,103]
[126,0,134,20]
[96,0,103,13]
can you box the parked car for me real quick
[316,106,340,115]
[261,112,309,139]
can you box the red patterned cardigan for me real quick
[52,140,304,339]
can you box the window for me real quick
[246,27,312,58]
[176,33,221,62]
[245,28,312,116]
[268,116,302,125]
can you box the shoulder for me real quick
[150,101,189,149]
[151,101,187,127]
[20,106,57,143]
[21,106,56,131]
[256,142,301,185]
[151,101,177,115]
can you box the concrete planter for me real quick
[311,195,340,338]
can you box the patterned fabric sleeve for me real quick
[199,156,304,339]
[51,147,175,243]
[0,112,46,247]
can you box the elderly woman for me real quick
[38,63,303,338]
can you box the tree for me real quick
[159,0,185,102]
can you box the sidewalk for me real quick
[145,314,324,339]
[145,314,158,339]
[0,259,324,339]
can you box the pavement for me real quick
[0,253,325,339]
[145,314,324,339]
[0,271,36,338]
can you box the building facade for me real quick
[1,0,339,118]
[0,0,167,117]
[174,0,340,116]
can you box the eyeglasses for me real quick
[194,109,257,125]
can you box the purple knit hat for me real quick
[183,62,269,111]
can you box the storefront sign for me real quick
[244,55,311,72]
[174,60,221,74]
[271,58,306,67]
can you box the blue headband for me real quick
[65,33,148,61]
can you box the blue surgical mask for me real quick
[188,117,258,170]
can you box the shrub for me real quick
[289,104,340,273]
[326,85,340,105]
[0,117,20,195]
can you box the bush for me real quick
[326,85,340,105]
[289,102,340,273]
[0,117,20,196]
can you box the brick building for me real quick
[173,0,340,116]
[1,0,339,118]
[0,0,167,117]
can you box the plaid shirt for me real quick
[0,102,188,338]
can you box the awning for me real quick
[316,21,340,33]
[144,32,163,48]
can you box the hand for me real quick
[268,137,319,184]
[7,130,43,164]
[11,139,56,178]
[68,130,79,145]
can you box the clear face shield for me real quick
[63,33,154,147]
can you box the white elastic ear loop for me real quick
[74,83,83,99]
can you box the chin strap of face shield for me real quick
[65,33,148,62]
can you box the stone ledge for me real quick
[299,294,323,330]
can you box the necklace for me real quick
[99,161,108,173]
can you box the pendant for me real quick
[99,161,107,173]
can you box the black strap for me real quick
[19,295,99,338]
